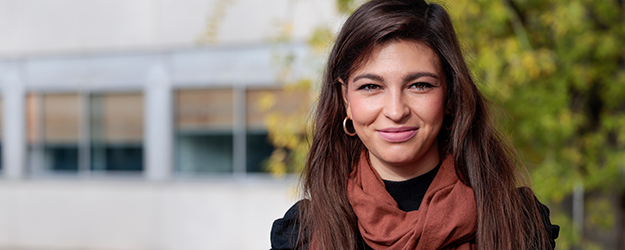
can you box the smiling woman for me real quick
[343,41,445,181]
[270,0,559,249]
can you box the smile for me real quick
[377,127,418,142]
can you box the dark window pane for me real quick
[104,145,143,171]
[176,133,233,173]
[45,144,79,171]
[91,143,144,172]
[246,133,274,173]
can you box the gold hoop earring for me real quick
[343,116,357,136]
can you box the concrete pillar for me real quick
[2,62,26,179]
[232,86,246,177]
[144,56,173,181]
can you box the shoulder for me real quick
[270,200,308,250]
[534,194,560,248]
[517,187,560,249]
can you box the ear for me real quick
[339,78,352,117]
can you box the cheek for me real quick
[420,95,446,126]
[347,95,380,127]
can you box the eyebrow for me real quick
[403,72,439,82]
[352,74,383,83]
[352,72,439,83]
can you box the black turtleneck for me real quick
[382,162,441,212]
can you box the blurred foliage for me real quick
[261,0,366,175]
[449,0,625,248]
[337,0,366,13]
[261,12,320,176]
[197,0,236,45]
[263,0,625,248]
[261,80,313,176]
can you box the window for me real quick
[175,89,234,174]
[27,93,80,172]
[26,92,144,175]
[90,93,144,172]
[174,87,310,175]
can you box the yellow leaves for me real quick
[266,149,288,177]
[260,90,311,150]
[489,0,508,23]
[259,86,313,176]
[197,0,237,45]
[257,91,277,112]
[265,114,304,150]
[279,22,294,40]
[308,27,335,55]
[291,78,313,90]
[507,48,556,83]
[549,1,586,38]
[263,110,310,176]
[521,53,541,79]
[535,49,557,76]
[465,1,480,16]
[502,37,520,56]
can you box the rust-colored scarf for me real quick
[347,153,477,250]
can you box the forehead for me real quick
[351,40,441,79]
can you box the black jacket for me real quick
[271,189,560,250]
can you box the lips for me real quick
[378,127,418,142]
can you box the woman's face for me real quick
[343,40,446,181]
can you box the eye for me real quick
[358,84,382,91]
[410,82,434,90]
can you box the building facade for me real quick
[0,0,339,249]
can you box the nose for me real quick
[383,91,410,122]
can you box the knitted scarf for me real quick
[347,152,477,250]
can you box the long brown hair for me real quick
[299,0,551,249]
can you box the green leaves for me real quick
[452,0,625,248]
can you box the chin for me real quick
[379,151,418,165]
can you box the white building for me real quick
[0,0,341,249]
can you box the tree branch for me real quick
[501,0,533,51]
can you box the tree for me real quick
[449,0,625,248]
[262,1,353,175]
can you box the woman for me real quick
[271,0,559,249]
